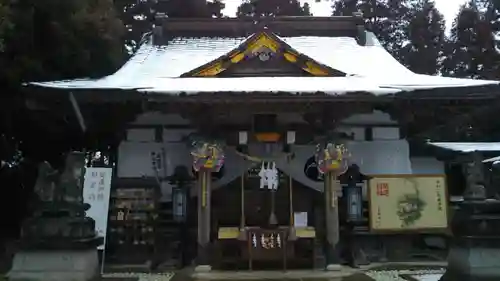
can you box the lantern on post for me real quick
[315,143,349,175]
[190,141,225,209]
[316,142,350,268]
[168,165,194,223]
[191,141,225,173]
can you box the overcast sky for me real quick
[222,0,468,32]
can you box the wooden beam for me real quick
[69,92,87,133]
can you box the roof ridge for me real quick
[154,14,365,38]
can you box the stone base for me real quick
[326,264,341,271]
[195,265,212,272]
[8,249,99,281]
[443,246,500,281]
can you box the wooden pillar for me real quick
[324,171,341,270]
[197,170,212,269]
[240,173,245,229]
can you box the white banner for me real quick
[83,168,113,250]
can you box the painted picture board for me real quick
[368,175,448,232]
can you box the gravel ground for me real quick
[366,269,445,281]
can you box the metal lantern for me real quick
[167,165,194,223]
[340,164,368,222]
[315,143,349,175]
[172,186,188,222]
[344,183,364,222]
[190,141,225,172]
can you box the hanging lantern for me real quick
[191,141,225,172]
[315,143,349,175]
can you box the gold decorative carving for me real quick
[230,52,245,63]
[303,61,329,76]
[217,227,315,239]
[190,32,333,77]
[246,33,280,53]
[283,52,298,62]
[195,61,225,77]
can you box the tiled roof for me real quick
[136,36,247,77]
[280,34,413,78]
[428,142,500,152]
[28,32,499,93]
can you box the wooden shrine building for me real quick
[25,15,500,270]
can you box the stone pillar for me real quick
[196,170,212,272]
[464,152,486,199]
[324,171,341,270]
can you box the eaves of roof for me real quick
[25,31,500,96]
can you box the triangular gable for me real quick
[181,32,345,77]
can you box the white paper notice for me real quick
[294,212,308,227]
[83,168,113,250]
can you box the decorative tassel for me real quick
[272,162,278,190]
[266,162,272,190]
[259,161,265,189]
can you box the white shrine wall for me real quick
[117,111,444,201]
[410,157,445,174]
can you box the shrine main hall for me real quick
[24,15,500,270]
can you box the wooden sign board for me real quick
[368,175,448,232]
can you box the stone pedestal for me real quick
[8,249,99,281]
[441,200,500,281]
[443,243,500,281]
[194,265,212,272]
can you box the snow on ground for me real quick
[102,272,174,281]
[366,269,444,281]
[411,274,444,281]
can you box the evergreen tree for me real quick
[0,0,128,237]
[0,0,126,165]
[116,0,225,51]
[483,0,500,76]
[237,0,312,17]
[0,1,11,53]
[1,0,125,84]
[113,0,155,51]
[442,1,498,78]
[400,0,446,74]
[156,0,225,18]
[332,0,358,16]
[331,0,410,62]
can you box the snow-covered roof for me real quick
[428,142,500,152]
[138,77,401,95]
[28,32,499,94]
[32,76,400,95]
[483,155,500,163]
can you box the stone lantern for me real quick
[440,153,500,281]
